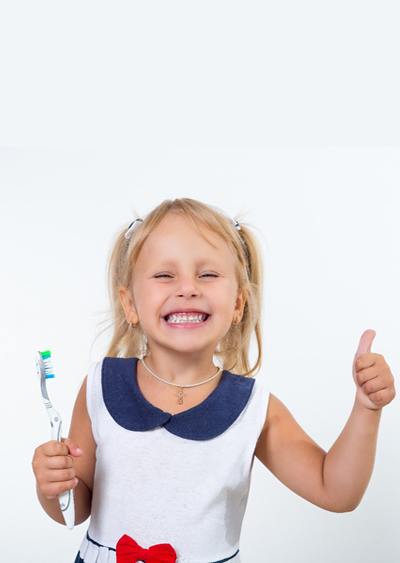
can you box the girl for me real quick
[32,197,396,563]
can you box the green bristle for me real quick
[40,350,52,359]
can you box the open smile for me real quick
[161,314,212,329]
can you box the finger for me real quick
[61,437,84,456]
[353,329,376,370]
[43,477,79,499]
[43,440,70,457]
[46,467,76,483]
[366,388,387,406]
[355,353,380,371]
[357,366,379,385]
[46,454,74,470]
[362,375,386,395]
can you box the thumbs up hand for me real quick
[352,329,396,411]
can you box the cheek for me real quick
[211,291,238,315]
[133,287,163,317]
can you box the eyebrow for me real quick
[154,259,220,268]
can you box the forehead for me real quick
[138,214,234,265]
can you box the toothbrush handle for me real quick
[49,407,75,529]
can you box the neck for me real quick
[140,348,220,386]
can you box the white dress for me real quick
[75,356,271,563]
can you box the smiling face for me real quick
[119,212,245,359]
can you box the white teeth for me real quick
[166,313,208,323]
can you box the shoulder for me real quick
[254,392,296,462]
[255,391,326,477]
[257,392,302,441]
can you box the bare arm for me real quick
[322,399,382,511]
[255,393,383,513]
[255,393,331,511]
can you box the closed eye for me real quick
[154,273,218,278]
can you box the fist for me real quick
[32,437,83,500]
[352,329,396,411]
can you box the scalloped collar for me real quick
[101,356,255,441]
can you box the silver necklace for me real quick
[140,356,223,405]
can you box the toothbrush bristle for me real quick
[39,349,55,379]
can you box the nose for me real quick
[177,287,200,298]
[175,277,201,298]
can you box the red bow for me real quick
[116,533,177,563]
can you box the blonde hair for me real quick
[96,197,265,377]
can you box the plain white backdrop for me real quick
[1,2,400,562]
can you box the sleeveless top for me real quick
[76,356,271,563]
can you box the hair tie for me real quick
[124,218,144,240]
[232,218,241,231]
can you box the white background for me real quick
[1,2,399,562]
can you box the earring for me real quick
[128,316,139,327]
[128,319,148,359]
[139,333,148,359]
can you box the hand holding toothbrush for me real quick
[34,349,78,529]
[32,437,83,514]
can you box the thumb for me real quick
[353,328,376,373]
[61,437,83,456]
[354,328,376,357]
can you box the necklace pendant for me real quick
[177,387,184,405]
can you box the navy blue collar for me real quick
[101,356,255,441]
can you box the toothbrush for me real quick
[35,350,75,529]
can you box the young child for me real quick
[32,197,396,563]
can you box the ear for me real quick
[234,287,245,321]
[118,286,139,324]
